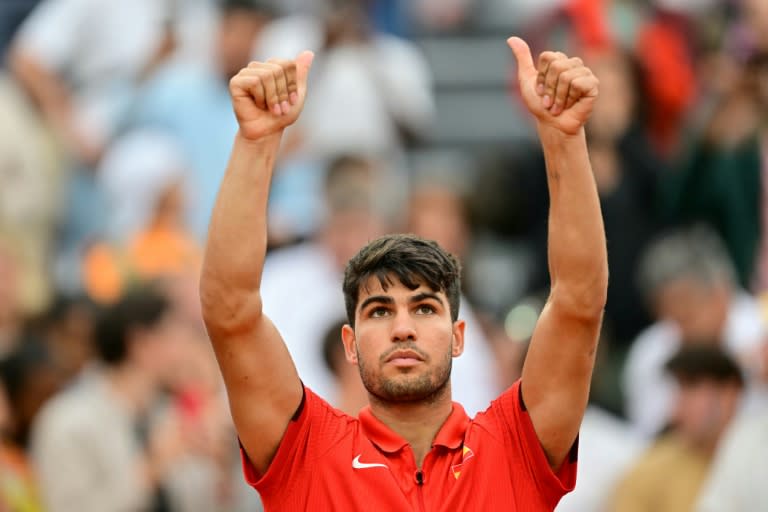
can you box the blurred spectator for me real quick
[612,345,744,512]
[161,321,243,512]
[634,3,700,157]
[555,404,647,512]
[0,337,62,450]
[6,0,212,287]
[623,227,766,437]
[0,340,58,512]
[25,293,96,384]
[0,73,63,315]
[585,47,663,346]
[8,0,179,164]
[81,130,201,304]
[129,0,274,239]
[30,286,191,512]
[695,330,768,511]
[662,52,768,290]
[696,409,768,511]
[257,0,435,159]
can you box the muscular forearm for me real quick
[539,124,607,315]
[200,131,282,324]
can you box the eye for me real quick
[370,307,390,318]
[415,304,436,315]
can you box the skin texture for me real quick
[200,37,606,476]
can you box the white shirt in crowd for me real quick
[696,410,768,512]
[623,291,767,438]
[12,0,214,146]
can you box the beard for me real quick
[357,343,452,404]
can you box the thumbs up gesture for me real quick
[229,51,315,141]
[508,37,599,136]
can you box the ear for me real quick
[451,319,466,357]
[341,324,358,364]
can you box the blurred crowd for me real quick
[0,0,767,511]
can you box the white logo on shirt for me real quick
[352,455,388,470]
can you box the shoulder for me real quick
[31,377,107,444]
[724,291,766,350]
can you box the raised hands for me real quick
[508,37,599,136]
[229,51,315,141]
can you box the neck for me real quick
[104,364,156,416]
[368,383,453,467]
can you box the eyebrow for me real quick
[409,292,445,307]
[358,292,445,313]
[359,295,394,312]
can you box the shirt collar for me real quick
[359,402,470,453]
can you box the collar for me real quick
[359,402,470,453]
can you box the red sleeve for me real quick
[490,379,578,508]
[239,386,352,499]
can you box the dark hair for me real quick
[665,345,744,388]
[342,234,461,327]
[0,336,54,414]
[94,286,170,366]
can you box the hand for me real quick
[507,37,599,136]
[229,51,315,141]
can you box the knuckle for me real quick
[550,60,568,73]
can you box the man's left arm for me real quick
[508,38,608,470]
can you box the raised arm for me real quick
[508,38,608,469]
[199,52,314,475]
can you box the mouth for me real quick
[385,349,424,367]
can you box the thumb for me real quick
[296,50,315,87]
[507,37,536,79]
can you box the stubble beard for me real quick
[357,345,452,404]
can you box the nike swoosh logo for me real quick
[352,454,388,470]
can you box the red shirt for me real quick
[242,380,577,511]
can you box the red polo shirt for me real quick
[242,380,577,511]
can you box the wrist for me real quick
[536,122,585,143]
[235,129,283,149]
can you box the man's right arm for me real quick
[200,53,314,475]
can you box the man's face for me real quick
[671,379,741,450]
[654,278,729,343]
[341,276,464,403]
[131,312,188,386]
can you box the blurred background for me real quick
[0,0,767,511]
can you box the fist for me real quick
[508,37,599,135]
[229,51,314,141]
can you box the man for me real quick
[31,286,190,512]
[624,228,766,437]
[129,0,275,239]
[200,37,606,510]
[613,345,745,512]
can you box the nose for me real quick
[390,311,417,342]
